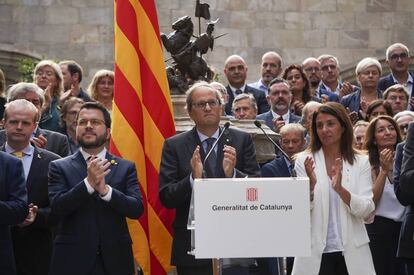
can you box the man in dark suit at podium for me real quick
[159,82,260,275]
[0,151,28,275]
[260,123,307,275]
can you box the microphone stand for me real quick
[189,122,230,275]
[254,120,296,177]
[254,120,296,275]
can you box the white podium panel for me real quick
[193,177,311,259]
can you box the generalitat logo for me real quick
[246,187,258,201]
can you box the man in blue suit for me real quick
[378,43,413,110]
[223,55,270,116]
[256,78,301,133]
[260,123,307,275]
[48,102,144,275]
[0,151,28,275]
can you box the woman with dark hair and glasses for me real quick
[364,115,405,275]
[282,64,321,116]
[292,102,375,275]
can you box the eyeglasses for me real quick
[390,53,408,61]
[77,119,105,127]
[192,99,220,109]
[399,124,409,132]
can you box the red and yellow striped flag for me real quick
[111,1,176,274]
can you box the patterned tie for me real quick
[12,151,24,159]
[235,89,242,95]
[205,137,217,177]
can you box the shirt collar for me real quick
[229,84,246,94]
[80,147,107,161]
[5,143,34,156]
[271,110,289,121]
[391,72,413,84]
[197,128,220,143]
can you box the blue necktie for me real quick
[205,138,217,177]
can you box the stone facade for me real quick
[0,0,413,86]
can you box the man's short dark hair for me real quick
[60,60,83,83]
[77,101,111,128]
[267,77,290,93]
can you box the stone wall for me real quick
[0,0,413,86]
[156,0,414,83]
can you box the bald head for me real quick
[260,51,283,85]
[224,55,248,88]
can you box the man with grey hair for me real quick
[0,82,69,157]
[3,99,60,275]
[223,54,269,115]
[384,84,409,115]
[159,82,260,275]
[318,54,356,99]
[379,43,413,110]
[232,93,258,120]
[302,57,339,102]
[249,51,283,96]
[394,110,414,140]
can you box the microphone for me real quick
[202,122,230,178]
[254,120,296,177]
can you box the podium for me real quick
[187,177,311,273]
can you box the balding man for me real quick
[249,51,283,96]
[223,55,269,116]
[3,99,60,275]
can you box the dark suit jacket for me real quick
[378,72,414,95]
[395,123,414,258]
[48,151,144,275]
[0,128,69,157]
[225,85,270,115]
[159,127,260,266]
[261,156,291,178]
[256,110,301,132]
[340,88,383,119]
[0,151,28,275]
[6,147,60,275]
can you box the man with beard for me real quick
[48,102,144,275]
[302,57,339,102]
[256,78,301,133]
[249,51,283,96]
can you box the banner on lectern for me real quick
[193,177,311,259]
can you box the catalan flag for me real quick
[111,1,176,274]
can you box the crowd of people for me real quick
[1,41,414,275]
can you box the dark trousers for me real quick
[318,252,348,275]
[176,264,213,275]
[91,252,107,275]
[366,216,405,275]
[406,259,414,275]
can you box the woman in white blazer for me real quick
[292,102,376,275]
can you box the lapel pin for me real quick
[110,159,118,165]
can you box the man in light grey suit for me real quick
[256,78,301,133]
